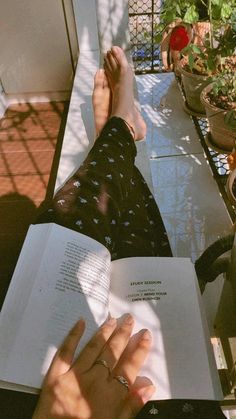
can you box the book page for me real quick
[0,224,51,361]
[109,257,222,401]
[0,223,111,392]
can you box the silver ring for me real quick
[113,375,129,390]
[94,359,111,373]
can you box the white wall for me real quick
[0,78,7,118]
[0,0,78,97]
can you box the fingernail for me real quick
[136,385,156,404]
[106,317,117,326]
[74,318,85,329]
[123,313,134,325]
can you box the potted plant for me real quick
[200,65,236,151]
[155,0,209,71]
[155,0,236,115]
[226,168,236,207]
[178,22,236,115]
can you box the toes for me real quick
[104,56,112,75]
[103,72,109,88]
[96,69,109,89]
[107,50,119,71]
[111,46,128,68]
[94,69,105,89]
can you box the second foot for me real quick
[92,69,112,137]
[104,46,146,141]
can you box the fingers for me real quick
[74,314,151,385]
[112,328,152,386]
[73,316,117,373]
[118,378,155,419]
[46,319,86,382]
[131,376,155,402]
[94,314,134,371]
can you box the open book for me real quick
[0,223,222,400]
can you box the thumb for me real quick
[118,377,156,419]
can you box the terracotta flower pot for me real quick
[200,83,236,152]
[178,59,211,115]
[192,22,211,46]
[161,21,210,73]
[161,21,193,71]
[226,168,236,206]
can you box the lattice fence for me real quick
[129,0,162,73]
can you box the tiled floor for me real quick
[136,73,233,260]
[0,101,66,308]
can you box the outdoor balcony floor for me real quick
[136,72,232,259]
[0,101,66,308]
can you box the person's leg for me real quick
[37,47,171,259]
[36,48,146,252]
[36,115,136,252]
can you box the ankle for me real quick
[109,115,135,140]
[122,119,135,140]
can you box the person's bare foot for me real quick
[104,46,146,141]
[92,69,111,136]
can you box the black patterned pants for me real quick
[37,116,171,260]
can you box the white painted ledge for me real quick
[55,0,153,192]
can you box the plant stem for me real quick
[199,0,208,9]
[208,0,213,48]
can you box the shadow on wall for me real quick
[0,192,37,309]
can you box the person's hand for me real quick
[32,314,155,419]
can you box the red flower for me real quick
[169,26,190,51]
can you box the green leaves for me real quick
[206,54,216,72]
[153,0,236,78]
[224,110,236,129]
[211,0,222,5]
[154,0,200,30]
[222,3,233,20]
[190,45,202,54]
[183,5,199,23]
[211,70,236,106]
[154,32,164,44]
[182,43,208,73]
[211,0,236,22]
[188,52,195,70]
[176,3,181,16]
